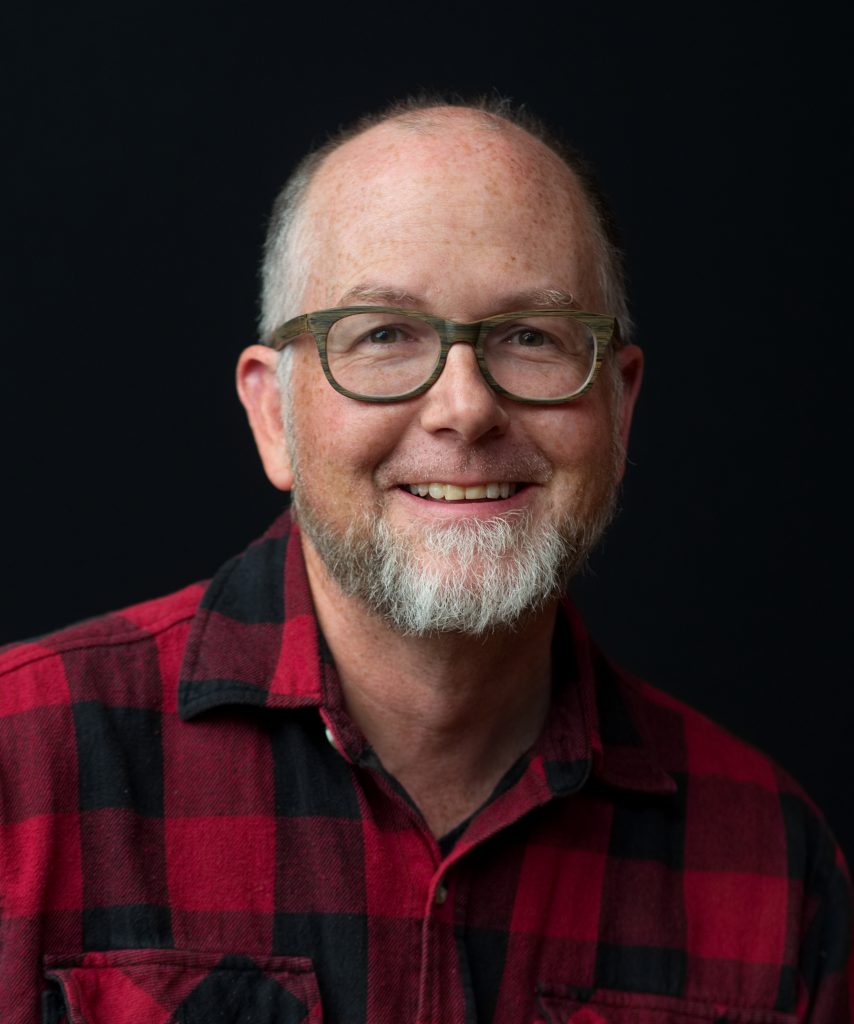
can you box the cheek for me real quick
[525,398,616,470]
[289,355,410,487]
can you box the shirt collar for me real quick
[178,511,326,719]
[545,600,676,795]
[178,510,674,796]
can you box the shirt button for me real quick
[324,726,339,751]
[434,880,448,905]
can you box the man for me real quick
[0,99,850,1023]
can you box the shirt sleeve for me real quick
[798,815,853,1023]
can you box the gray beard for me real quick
[291,490,617,637]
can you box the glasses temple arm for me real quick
[266,314,310,351]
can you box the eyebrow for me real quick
[336,284,422,307]
[335,284,577,312]
[492,288,577,311]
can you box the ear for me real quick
[235,344,294,491]
[614,343,644,459]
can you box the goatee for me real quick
[291,490,617,637]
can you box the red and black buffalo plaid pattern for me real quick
[1,511,851,1023]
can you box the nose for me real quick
[418,343,510,443]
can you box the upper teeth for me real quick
[407,482,518,500]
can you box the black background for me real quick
[3,4,852,862]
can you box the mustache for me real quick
[376,449,553,486]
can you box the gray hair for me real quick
[261,95,634,394]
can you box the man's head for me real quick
[237,98,643,635]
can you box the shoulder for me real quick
[624,671,850,895]
[627,673,795,792]
[0,583,206,715]
[592,662,853,1014]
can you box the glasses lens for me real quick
[483,315,596,400]
[326,313,441,397]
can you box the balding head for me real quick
[259,98,631,346]
[302,110,603,320]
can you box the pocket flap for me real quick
[535,986,797,1024]
[44,950,322,1024]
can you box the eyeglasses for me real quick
[266,305,619,404]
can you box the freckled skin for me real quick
[299,117,603,318]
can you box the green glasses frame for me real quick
[266,305,619,405]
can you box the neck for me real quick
[303,536,556,838]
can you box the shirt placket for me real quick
[381,775,566,1024]
[414,865,466,1024]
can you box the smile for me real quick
[406,482,520,501]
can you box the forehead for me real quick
[298,112,601,314]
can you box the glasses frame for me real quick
[266,305,619,405]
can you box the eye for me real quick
[512,328,548,347]
[497,326,554,348]
[328,313,436,358]
[363,325,411,344]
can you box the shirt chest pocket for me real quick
[535,986,798,1024]
[43,950,323,1024]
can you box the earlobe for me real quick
[235,345,294,492]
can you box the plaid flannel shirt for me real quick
[1,511,850,1024]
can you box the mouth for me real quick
[403,482,523,502]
